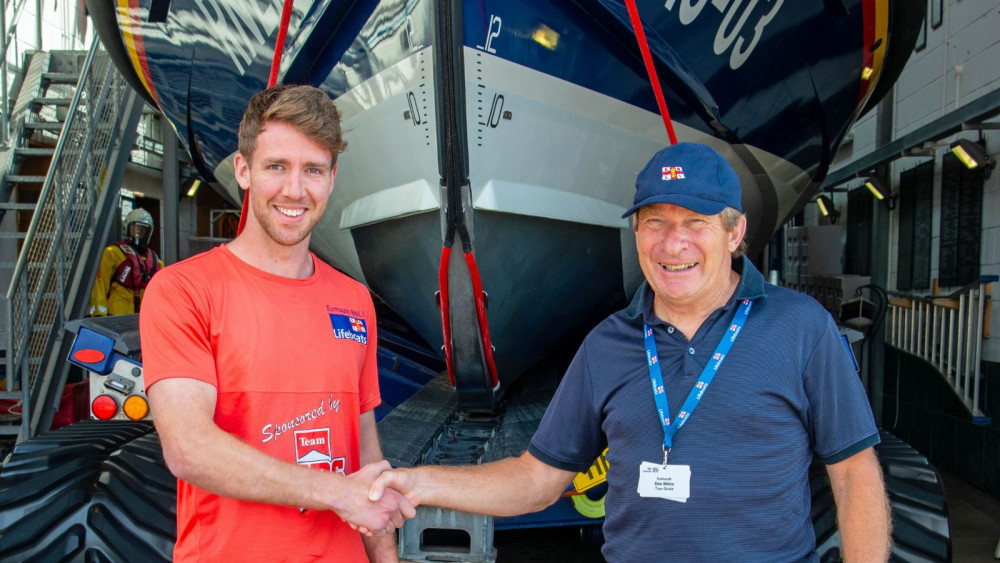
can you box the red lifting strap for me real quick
[237,0,296,236]
[625,0,678,145]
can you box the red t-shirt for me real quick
[140,245,380,562]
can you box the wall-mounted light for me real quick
[864,176,897,210]
[186,179,202,198]
[815,194,840,224]
[950,139,996,177]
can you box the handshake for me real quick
[337,460,421,536]
[331,452,566,537]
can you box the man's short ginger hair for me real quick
[237,84,347,165]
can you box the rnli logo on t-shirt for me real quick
[294,428,345,474]
[330,314,368,345]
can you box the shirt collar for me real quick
[623,255,767,323]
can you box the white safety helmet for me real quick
[124,208,154,248]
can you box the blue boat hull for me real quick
[90,0,920,395]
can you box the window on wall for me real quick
[915,10,927,51]
[846,186,872,276]
[931,0,943,29]
[938,152,984,287]
[896,161,934,291]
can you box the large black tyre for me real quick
[0,420,176,562]
[812,430,951,562]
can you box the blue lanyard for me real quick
[644,298,753,463]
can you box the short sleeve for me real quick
[528,339,604,473]
[139,268,218,390]
[804,314,880,463]
[357,291,381,414]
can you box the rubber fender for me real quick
[0,419,176,562]
[811,430,951,562]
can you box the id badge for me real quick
[637,461,690,502]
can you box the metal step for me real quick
[14,147,55,157]
[0,232,81,240]
[0,262,51,269]
[23,121,63,131]
[41,72,79,85]
[6,174,46,183]
[33,97,73,107]
[0,202,39,210]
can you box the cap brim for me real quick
[621,194,728,218]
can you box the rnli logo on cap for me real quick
[661,166,685,180]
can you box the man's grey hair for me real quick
[631,206,748,258]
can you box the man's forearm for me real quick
[363,532,398,562]
[159,416,352,510]
[150,380,410,534]
[828,449,892,561]
[377,453,575,517]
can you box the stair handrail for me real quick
[4,41,97,302]
[0,0,32,143]
[886,276,995,422]
[0,0,30,65]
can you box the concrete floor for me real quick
[941,470,1000,562]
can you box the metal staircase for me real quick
[0,39,144,442]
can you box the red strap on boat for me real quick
[438,247,455,385]
[436,246,500,391]
[625,0,678,145]
[269,0,295,87]
[238,0,296,236]
[463,251,500,390]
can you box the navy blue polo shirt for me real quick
[529,257,879,561]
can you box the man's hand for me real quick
[368,466,420,507]
[336,461,416,536]
[367,453,576,519]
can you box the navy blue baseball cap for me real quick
[622,142,743,218]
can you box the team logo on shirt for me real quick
[329,314,368,345]
[294,428,346,474]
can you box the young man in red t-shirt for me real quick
[140,85,413,562]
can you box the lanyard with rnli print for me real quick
[637,298,753,502]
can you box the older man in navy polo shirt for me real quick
[371,142,891,561]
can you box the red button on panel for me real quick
[73,349,106,364]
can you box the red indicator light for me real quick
[73,349,106,364]
[92,395,118,421]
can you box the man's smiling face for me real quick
[234,120,336,251]
[635,203,744,318]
